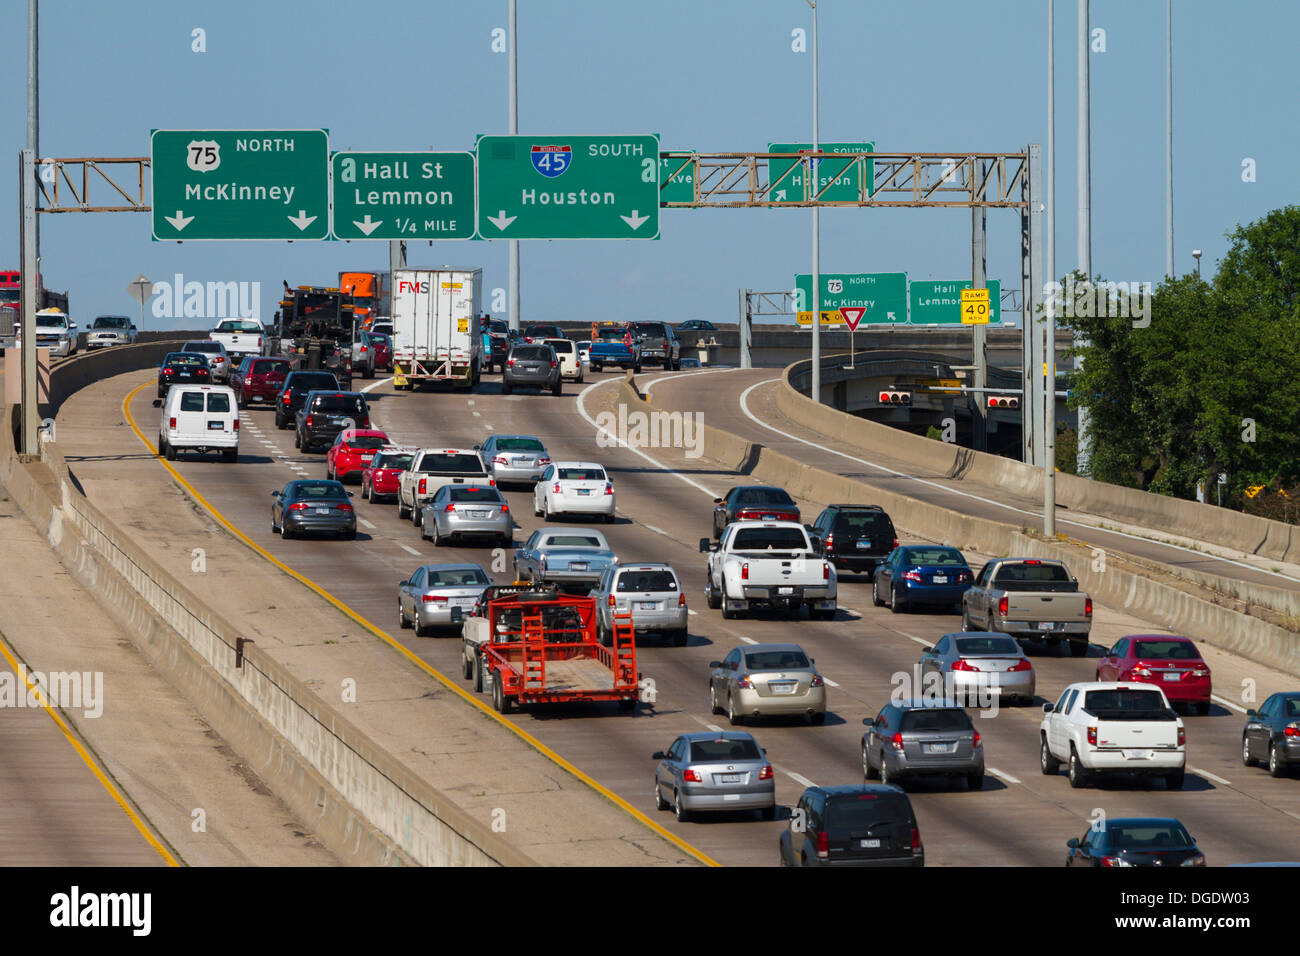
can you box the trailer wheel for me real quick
[473,655,484,693]
[492,675,512,714]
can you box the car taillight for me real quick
[337,503,353,512]
[973,730,981,748]
[825,532,834,551]
[1177,726,1186,746]
[951,659,980,672]
[1131,666,1152,677]
[500,503,509,513]
[893,538,900,548]
[282,392,291,403]
[493,456,508,465]
[550,362,558,368]
[1087,726,1097,746]
[1191,667,1209,678]
[737,510,755,520]
[759,764,773,781]
[1008,658,1033,672]
[287,502,308,511]
[607,594,616,607]
[197,369,209,377]
[1285,724,1300,738]
[902,570,922,582]
[736,676,752,689]
[538,457,551,465]
[997,595,1009,616]
[911,827,922,855]
[422,594,448,603]
[741,562,749,580]
[604,482,613,495]
[162,368,174,377]
[890,732,904,752]
[444,504,455,512]
[507,358,515,366]
[958,571,972,582]
[419,478,426,494]
[678,592,686,607]
[306,415,314,427]
[823,561,830,580]
[169,417,177,429]
[816,830,829,860]
[1181,854,1206,867]
[810,674,823,687]
[1084,597,1093,618]
[1100,856,1132,867]
[360,417,370,428]
[552,482,561,493]
[682,769,702,782]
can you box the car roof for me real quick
[1097,817,1186,828]
[306,389,364,398]
[617,563,675,572]
[489,434,544,442]
[734,484,790,492]
[888,698,969,710]
[418,446,479,454]
[678,731,757,743]
[1124,634,1194,642]
[183,340,222,348]
[738,642,807,654]
[553,461,606,470]
[810,784,909,799]
[826,503,886,511]
[942,631,1021,642]
[1065,681,1171,691]
[340,429,388,439]
[541,527,604,537]
[418,563,488,574]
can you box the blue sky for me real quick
[2,0,1296,329]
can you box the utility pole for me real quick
[21,0,40,456]
[1045,0,1057,536]
[808,0,821,404]
[28,0,38,262]
[508,0,520,332]
[1075,0,1092,476]
[1165,0,1174,279]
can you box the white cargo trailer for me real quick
[391,268,482,391]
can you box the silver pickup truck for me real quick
[961,558,1092,656]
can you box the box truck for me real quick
[391,268,482,392]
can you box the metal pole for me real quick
[809,0,821,404]
[972,204,987,453]
[1075,0,1092,476]
[738,288,751,369]
[1165,0,1174,279]
[507,0,520,332]
[1045,0,1057,536]
[28,0,38,261]
[1028,144,1045,469]
[20,149,39,456]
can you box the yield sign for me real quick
[840,307,867,331]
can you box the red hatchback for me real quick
[326,429,391,482]
[361,445,415,503]
[1097,635,1212,714]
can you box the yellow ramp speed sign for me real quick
[960,287,990,324]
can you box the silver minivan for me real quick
[590,563,687,646]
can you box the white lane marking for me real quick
[822,677,840,688]
[1191,766,1231,786]
[1212,694,1248,714]
[400,544,422,556]
[783,770,818,789]
[897,632,932,647]
[359,518,376,529]
[360,378,393,394]
[485,423,494,430]
[704,723,723,733]
[576,379,718,498]
[468,399,475,406]
[739,636,757,645]
[687,609,698,616]
[642,366,733,396]
[737,379,1300,584]
[644,524,666,535]
[472,411,481,417]
[841,607,860,617]
[987,767,1021,785]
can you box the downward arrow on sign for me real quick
[488,210,517,231]
[620,210,649,230]
[288,210,318,231]
[352,214,383,236]
[165,210,194,231]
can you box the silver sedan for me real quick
[478,434,551,486]
[709,642,827,725]
[420,484,513,548]
[918,631,1036,706]
[397,563,492,637]
[653,731,775,822]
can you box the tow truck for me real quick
[268,283,356,390]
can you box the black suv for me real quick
[274,370,339,429]
[630,321,681,370]
[295,390,371,453]
[809,504,897,578]
[779,784,924,867]
[485,319,515,373]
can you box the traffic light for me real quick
[987,395,1020,409]
[878,389,912,405]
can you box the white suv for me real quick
[159,385,239,462]
[542,338,584,382]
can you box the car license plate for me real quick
[636,602,657,611]
[468,510,489,518]
[577,488,591,495]
[859,839,881,849]
[856,540,871,549]
[1162,672,1181,681]
[513,456,530,464]
[207,420,223,430]
[570,562,588,571]
[316,507,329,515]
[361,455,373,462]
[1125,749,1153,760]
[330,417,345,426]
[771,682,797,695]
[924,743,953,754]
[933,575,948,584]
[456,597,476,606]
[1037,622,1054,631]
[719,773,743,784]
[722,794,740,801]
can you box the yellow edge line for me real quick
[0,631,180,866]
[122,380,719,867]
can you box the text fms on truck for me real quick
[391,268,482,392]
[269,284,356,390]
[459,584,641,714]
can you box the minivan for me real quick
[158,385,239,462]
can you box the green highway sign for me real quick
[659,153,696,204]
[768,142,874,202]
[476,134,661,239]
[794,272,907,325]
[909,279,1002,325]
[151,129,329,241]
[331,151,475,240]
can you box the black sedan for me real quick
[157,352,212,398]
[677,320,717,332]
[1066,818,1204,867]
[1243,691,1300,776]
[711,485,799,538]
[271,480,357,540]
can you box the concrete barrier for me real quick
[621,374,1300,678]
[1,343,537,867]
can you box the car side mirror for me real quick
[398,580,407,587]
[270,491,281,497]
[863,718,874,727]
[713,498,724,505]
[698,538,710,553]
[1067,838,1079,849]
[651,751,666,761]
[1042,703,1054,713]
[347,491,355,497]
[922,646,934,654]
[1246,709,1257,718]
[708,661,722,669]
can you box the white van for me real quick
[542,337,583,382]
[159,385,239,462]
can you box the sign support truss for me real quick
[34,156,150,213]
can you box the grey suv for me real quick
[630,321,680,370]
[590,563,688,646]
[502,344,562,396]
[861,699,985,791]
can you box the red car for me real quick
[325,429,391,482]
[1096,635,1212,714]
[361,445,416,503]
[232,356,291,409]
[368,331,393,372]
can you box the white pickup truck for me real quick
[700,520,836,621]
[1040,682,1186,790]
[396,447,493,526]
[209,318,265,361]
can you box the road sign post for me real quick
[476,134,660,239]
[151,129,329,241]
[331,151,475,240]
[126,273,153,333]
[840,306,865,367]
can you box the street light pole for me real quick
[1193,248,1202,278]
[507,0,520,332]
[808,0,821,404]
[1075,0,1092,477]
[1165,0,1174,279]
[1045,0,1057,536]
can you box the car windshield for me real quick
[745,650,810,671]
[511,347,550,360]
[38,314,68,328]
[368,332,389,345]
[731,528,807,550]
[93,316,130,329]
[417,453,483,473]
[631,323,667,336]
[217,320,261,332]
[525,325,561,336]
[292,374,338,391]
[559,467,605,481]
[898,709,972,733]
[903,548,965,566]
[185,342,221,354]
[496,438,544,452]
[596,328,627,341]
[425,568,489,588]
[1082,689,1172,718]
[824,794,911,836]
[689,739,761,763]
[253,360,291,375]
[312,395,365,415]
[292,482,346,499]
[374,453,413,470]
[616,571,677,592]
[207,393,231,412]
[734,488,795,506]
[547,340,574,353]
[488,321,509,335]
[1106,824,1193,849]
[167,354,206,367]
[448,487,501,503]
[955,636,1021,656]
[179,392,205,412]
[833,512,891,534]
[545,535,602,548]
[1132,640,1199,660]
[993,562,1071,584]
[344,435,387,450]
